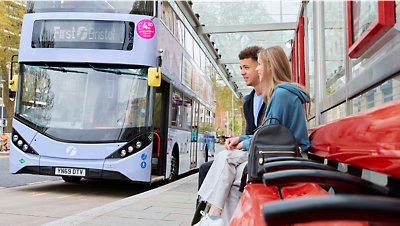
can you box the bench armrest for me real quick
[262,195,400,225]
[263,169,389,195]
[263,156,313,164]
[263,160,336,173]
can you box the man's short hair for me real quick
[238,46,263,61]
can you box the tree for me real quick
[0,1,24,133]
[213,74,244,136]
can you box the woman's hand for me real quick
[225,137,240,150]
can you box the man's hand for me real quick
[236,141,243,150]
[225,137,240,150]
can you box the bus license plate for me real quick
[55,167,86,176]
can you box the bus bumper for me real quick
[10,143,153,183]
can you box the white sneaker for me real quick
[194,211,224,226]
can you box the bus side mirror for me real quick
[9,54,18,99]
[148,67,161,87]
[9,74,18,99]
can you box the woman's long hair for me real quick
[258,46,310,117]
[258,46,291,103]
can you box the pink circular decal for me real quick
[137,19,155,39]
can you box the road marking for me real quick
[27,180,59,186]
[57,193,81,199]
[31,192,50,197]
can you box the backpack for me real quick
[247,123,301,183]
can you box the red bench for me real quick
[230,99,400,226]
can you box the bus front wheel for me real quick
[62,176,82,183]
[168,153,179,182]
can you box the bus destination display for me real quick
[31,20,134,50]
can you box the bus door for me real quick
[190,100,199,168]
[151,80,170,176]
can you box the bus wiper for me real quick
[43,65,88,74]
[88,64,147,80]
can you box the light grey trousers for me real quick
[198,150,248,225]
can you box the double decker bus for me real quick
[9,0,216,183]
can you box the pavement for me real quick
[5,144,223,225]
[43,173,199,226]
[1,148,200,225]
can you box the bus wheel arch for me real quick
[168,144,179,182]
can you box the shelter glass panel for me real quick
[191,1,300,98]
[351,75,400,114]
[305,2,316,119]
[324,1,346,95]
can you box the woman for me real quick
[195,46,310,226]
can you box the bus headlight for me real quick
[17,140,23,147]
[106,133,152,159]
[11,130,39,155]
[22,144,29,152]
[135,141,142,149]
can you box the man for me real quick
[240,46,265,135]
[198,45,265,192]
[192,46,265,225]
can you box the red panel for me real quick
[298,17,305,86]
[294,39,298,83]
[347,156,400,176]
[281,184,367,226]
[281,183,328,199]
[346,1,353,50]
[310,99,400,178]
[291,47,295,81]
[231,183,367,226]
[347,1,395,58]
[295,220,367,226]
[229,184,280,226]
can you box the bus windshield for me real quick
[16,64,151,142]
[26,0,154,15]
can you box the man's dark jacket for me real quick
[243,89,266,135]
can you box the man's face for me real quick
[239,58,259,87]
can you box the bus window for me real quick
[182,96,192,130]
[199,105,205,133]
[191,101,199,139]
[171,89,183,127]
[210,112,215,132]
[205,110,211,131]
[161,1,174,33]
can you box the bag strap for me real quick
[266,117,281,125]
[252,117,282,134]
[261,117,281,126]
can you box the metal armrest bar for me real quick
[263,156,313,164]
[263,169,389,196]
[263,160,336,173]
[263,195,400,225]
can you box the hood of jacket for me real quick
[275,82,310,104]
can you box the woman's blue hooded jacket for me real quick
[239,82,310,152]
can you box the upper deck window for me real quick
[26,0,154,16]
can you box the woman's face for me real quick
[256,58,264,82]
[256,56,269,83]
